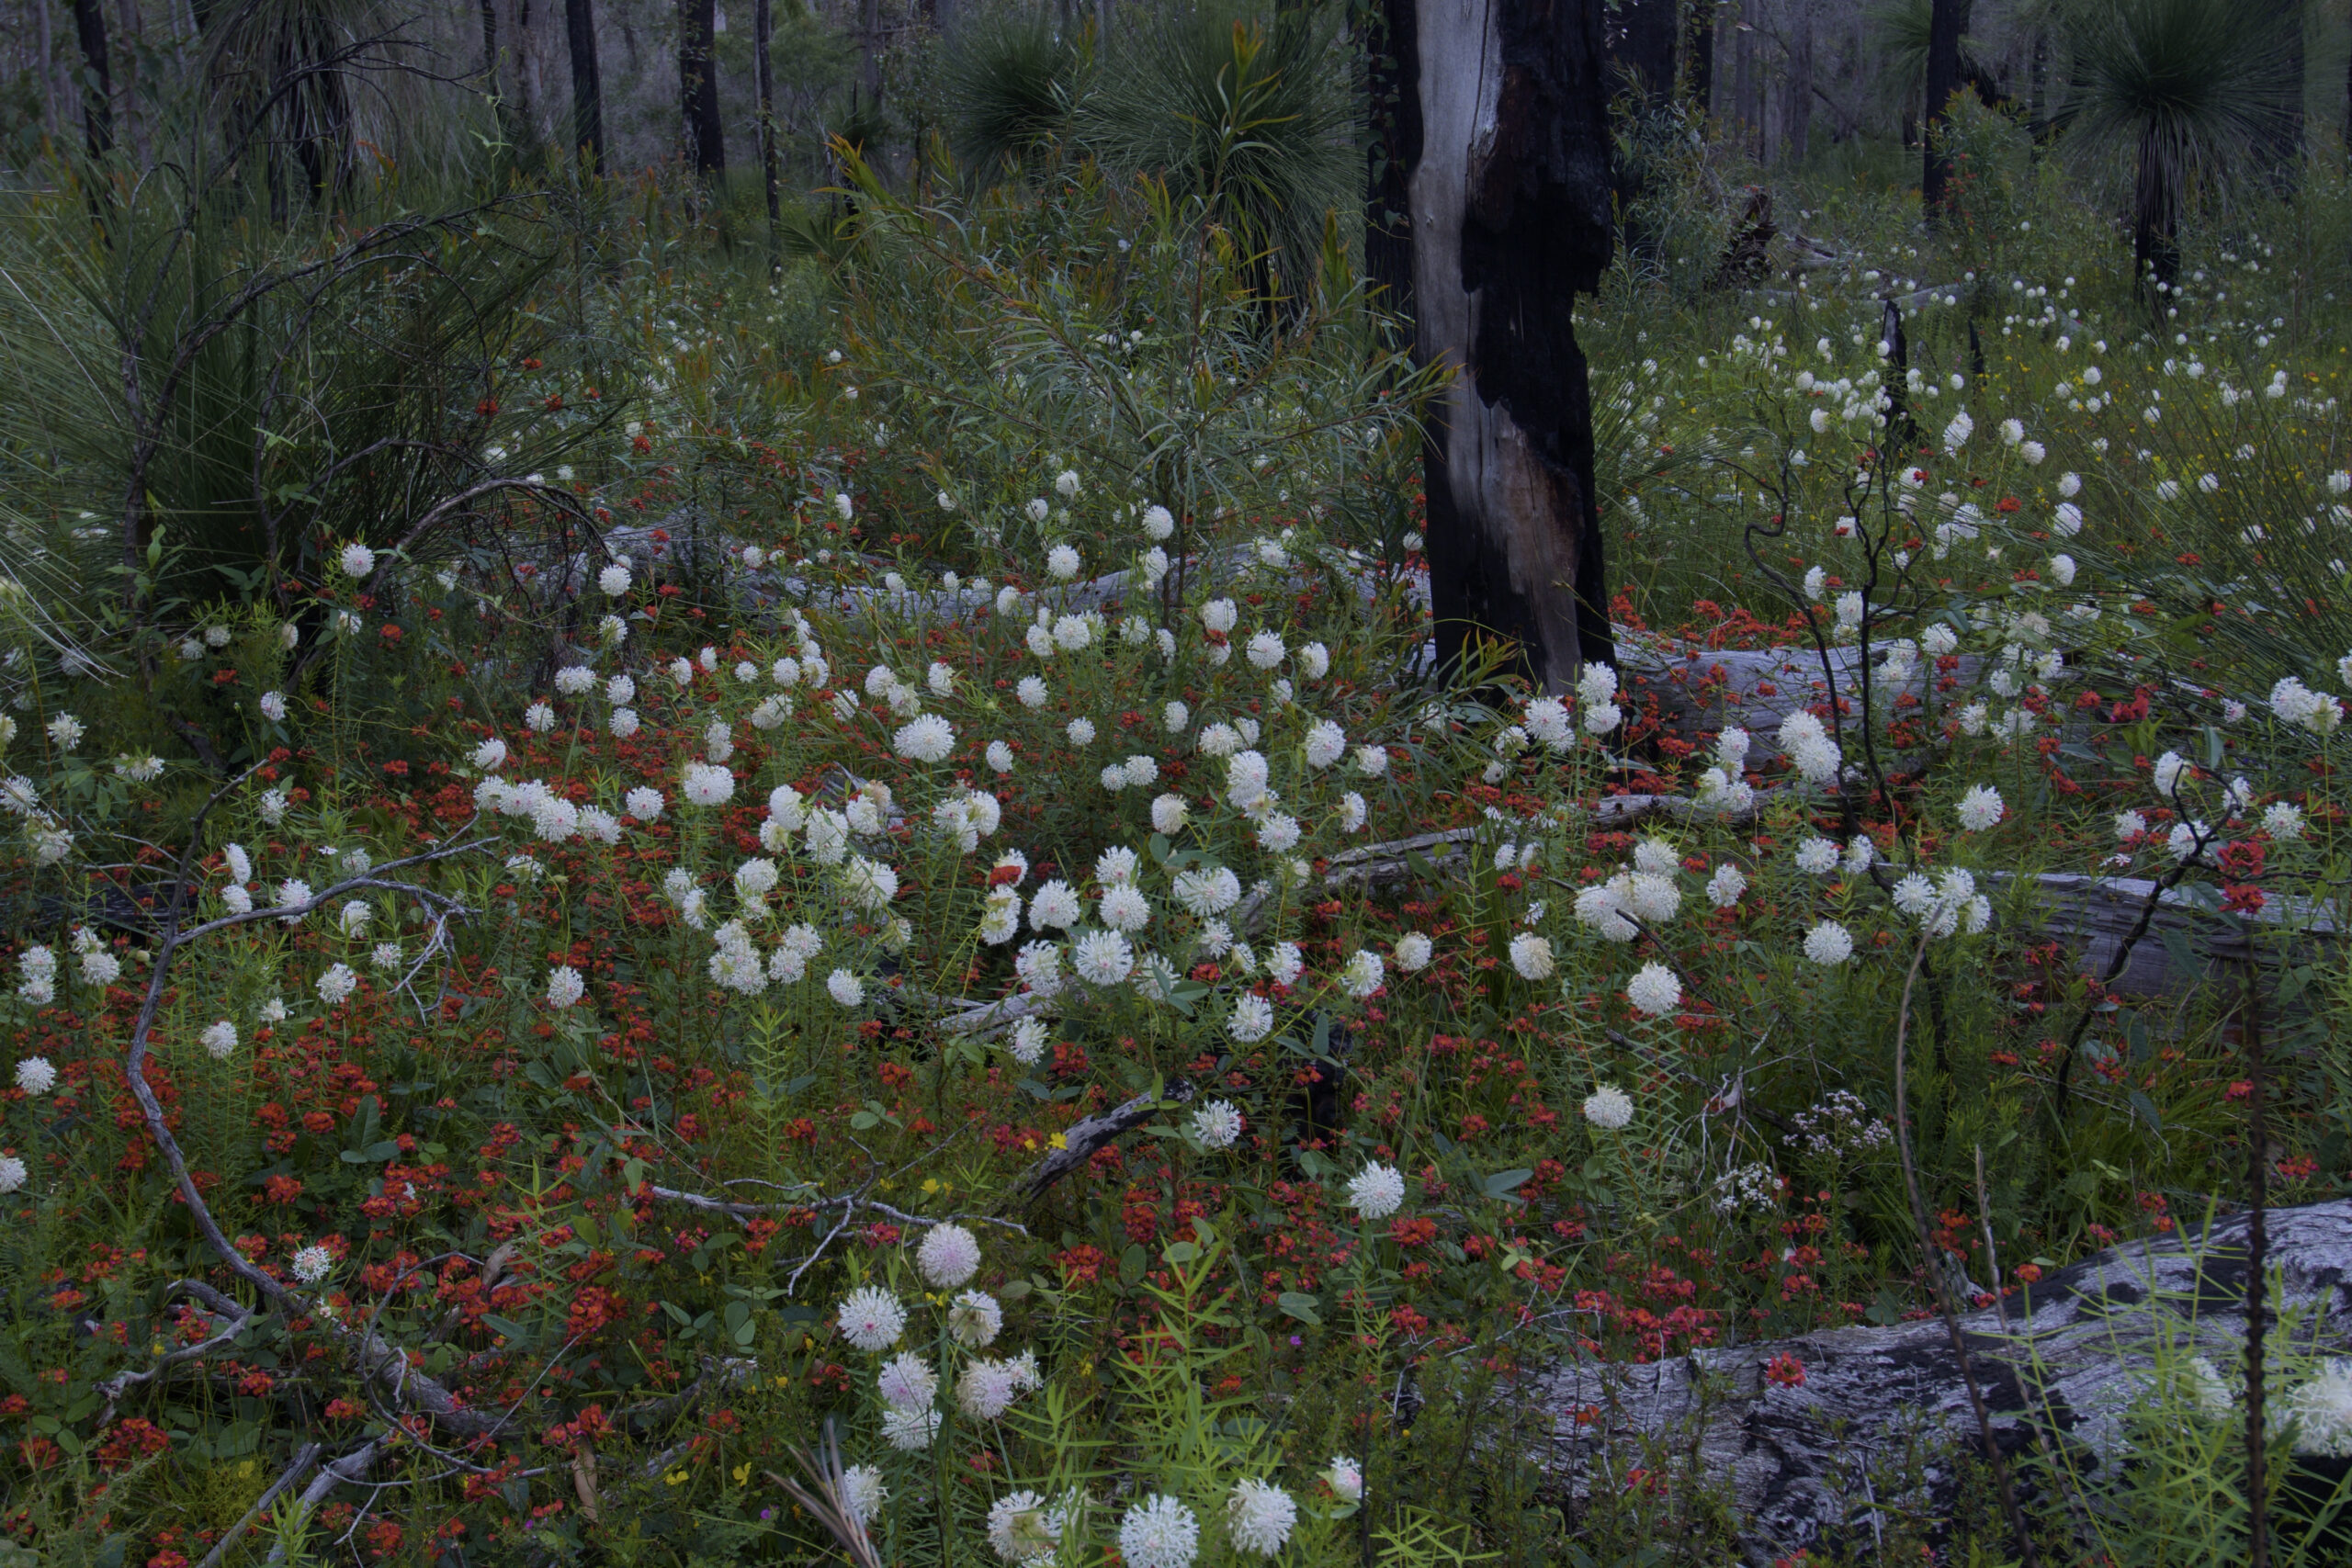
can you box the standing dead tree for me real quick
[1390,0,1618,694]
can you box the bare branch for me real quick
[96,1279,254,1423]
[1005,1079,1195,1207]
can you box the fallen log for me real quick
[2011,871,2340,998]
[1521,1198,2352,1562]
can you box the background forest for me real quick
[2,2,2352,1567]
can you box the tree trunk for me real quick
[678,0,725,177]
[1729,0,1755,156]
[37,0,58,142]
[479,0,517,152]
[1782,0,1812,164]
[1684,0,1710,108]
[755,0,781,272]
[1363,0,1420,317]
[1407,0,1617,694]
[2134,125,2178,290]
[564,0,605,166]
[859,0,883,110]
[113,0,147,165]
[2027,27,2046,137]
[1919,0,1965,208]
[70,0,111,155]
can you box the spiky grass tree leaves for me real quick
[940,7,1090,181]
[2052,0,2300,291]
[1074,0,1357,312]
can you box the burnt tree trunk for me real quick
[1407,0,1617,694]
[755,0,782,272]
[1684,0,1710,108]
[70,0,111,155]
[564,0,605,166]
[1920,0,1966,208]
[480,0,524,155]
[858,0,883,114]
[678,0,725,177]
[1364,0,1421,317]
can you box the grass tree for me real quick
[2053,0,2300,290]
[1076,0,1357,309]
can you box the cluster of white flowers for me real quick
[1713,1161,1788,1214]
[16,944,57,1007]
[72,926,120,987]
[1582,1084,1634,1130]
[1789,1089,1892,1160]
[1778,710,1841,785]
[2270,676,2345,735]
[2287,1360,2352,1456]
[1891,867,1993,938]
[1345,1161,1406,1219]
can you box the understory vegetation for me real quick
[6,15,2352,1566]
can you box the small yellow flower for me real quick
[1049,1133,1069,1150]
[665,1469,690,1486]
[733,1461,752,1486]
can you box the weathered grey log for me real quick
[1617,632,1977,770]
[2006,872,2340,998]
[1522,1198,2352,1563]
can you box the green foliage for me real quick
[1075,0,1359,307]
[939,6,1091,180]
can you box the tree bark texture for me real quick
[1919,0,1966,208]
[70,0,111,154]
[1408,0,1617,694]
[755,0,781,270]
[1521,1199,2352,1562]
[1364,0,1421,318]
[858,0,882,109]
[1684,0,1710,109]
[564,0,605,165]
[1781,0,1813,164]
[678,0,724,175]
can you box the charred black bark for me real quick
[678,0,725,177]
[565,0,606,166]
[71,0,112,155]
[1920,0,1966,209]
[1685,0,1711,108]
[1410,0,1617,694]
[2256,0,2303,188]
[755,0,782,270]
[1364,0,1421,318]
